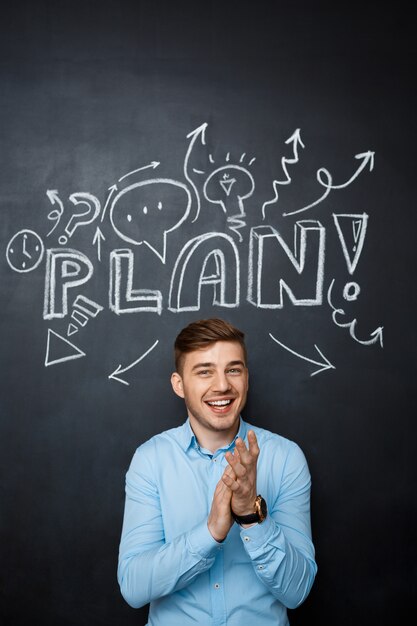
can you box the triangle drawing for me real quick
[45,328,86,367]
[220,178,236,196]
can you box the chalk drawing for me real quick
[109,179,192,263]
[343,281,361,301]
[109,339,159,385]
[66,295,104,337]
[262,129,305,220]
[118,161,160,183]
[203,164,255,242]
[43,249,94,319]
[248,220,325,308]
[73,295,104,317]
[100,185,118,223]
[92,226,106,262]
[333,213,368,274]
[5,121,384,380]
[53,192,101,245]
[327,278,384,347]
[109,249,162,314]
[71,310,89,327]
[284,151,374,217]
[6,229,44,273]
[269,332,335,376]
[168,233,240,312]
[46,190,65,237]
[184,123,207,223]
[67,323,79,337]
[44,328,86,367]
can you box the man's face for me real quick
[171,341,249,439]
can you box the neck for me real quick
[189,418,240,453]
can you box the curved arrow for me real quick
[269,332,335,377]
[118,161,160,183]
[46,189,65,236]
[327,279,384,347]
[109,339,159,385]
[184,123,207,223]
[101,185,118,223]
[284,150,374,218]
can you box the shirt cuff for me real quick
[186,520,222,559]
[239,514,283,555]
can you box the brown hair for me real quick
[174,318,247,373]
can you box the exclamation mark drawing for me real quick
[333,213,369,274]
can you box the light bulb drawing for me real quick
[203,161,255,242]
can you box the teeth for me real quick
[207,399,232,406]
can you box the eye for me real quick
[227,368,242,375]
[196,369,211,376]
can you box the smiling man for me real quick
[117,318,317,625]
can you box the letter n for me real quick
[169,233,240,312]
[248,221,325,308]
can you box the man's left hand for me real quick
[222,430,260,516]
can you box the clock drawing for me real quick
[6,229,45,273]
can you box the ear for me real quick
[171,372,185,399]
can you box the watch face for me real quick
[6,229,45,273]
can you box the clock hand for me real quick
[22,234,32,258]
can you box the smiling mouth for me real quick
[205,398,235,413]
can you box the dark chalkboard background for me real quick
[1,2,416,624]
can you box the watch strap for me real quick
[232,495,267,525]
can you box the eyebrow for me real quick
[191,360,246,372]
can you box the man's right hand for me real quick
[207,465,236,542]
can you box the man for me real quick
[118,318,317,625]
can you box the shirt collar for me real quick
[177,417,248,453]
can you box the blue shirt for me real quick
[118,419,317,625]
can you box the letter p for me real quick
[43,249,93,319]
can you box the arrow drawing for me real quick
[118,161,160,183]
[46,189,65,236]
[100,184,118,223]
[262,129,305,220]
[284,150,375,217]
[184,123,207,223]
[109,339,159,385]
[327,279,384,347]
[92,226,106,262]
[269,332,335,377]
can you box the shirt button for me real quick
[244,536,250,542]
[214,583,220,589]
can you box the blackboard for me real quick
[1,2,416,625]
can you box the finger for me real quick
[225,451,247,478]
[234,437,252,465]
[222,472,239,491]
[247,430,260,458]
[223,463,237,481]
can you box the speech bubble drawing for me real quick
[109,178,192,263]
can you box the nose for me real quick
[211,370,232,393]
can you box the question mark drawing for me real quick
[58,193,101,245]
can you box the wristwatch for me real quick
[232,495,267,525]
